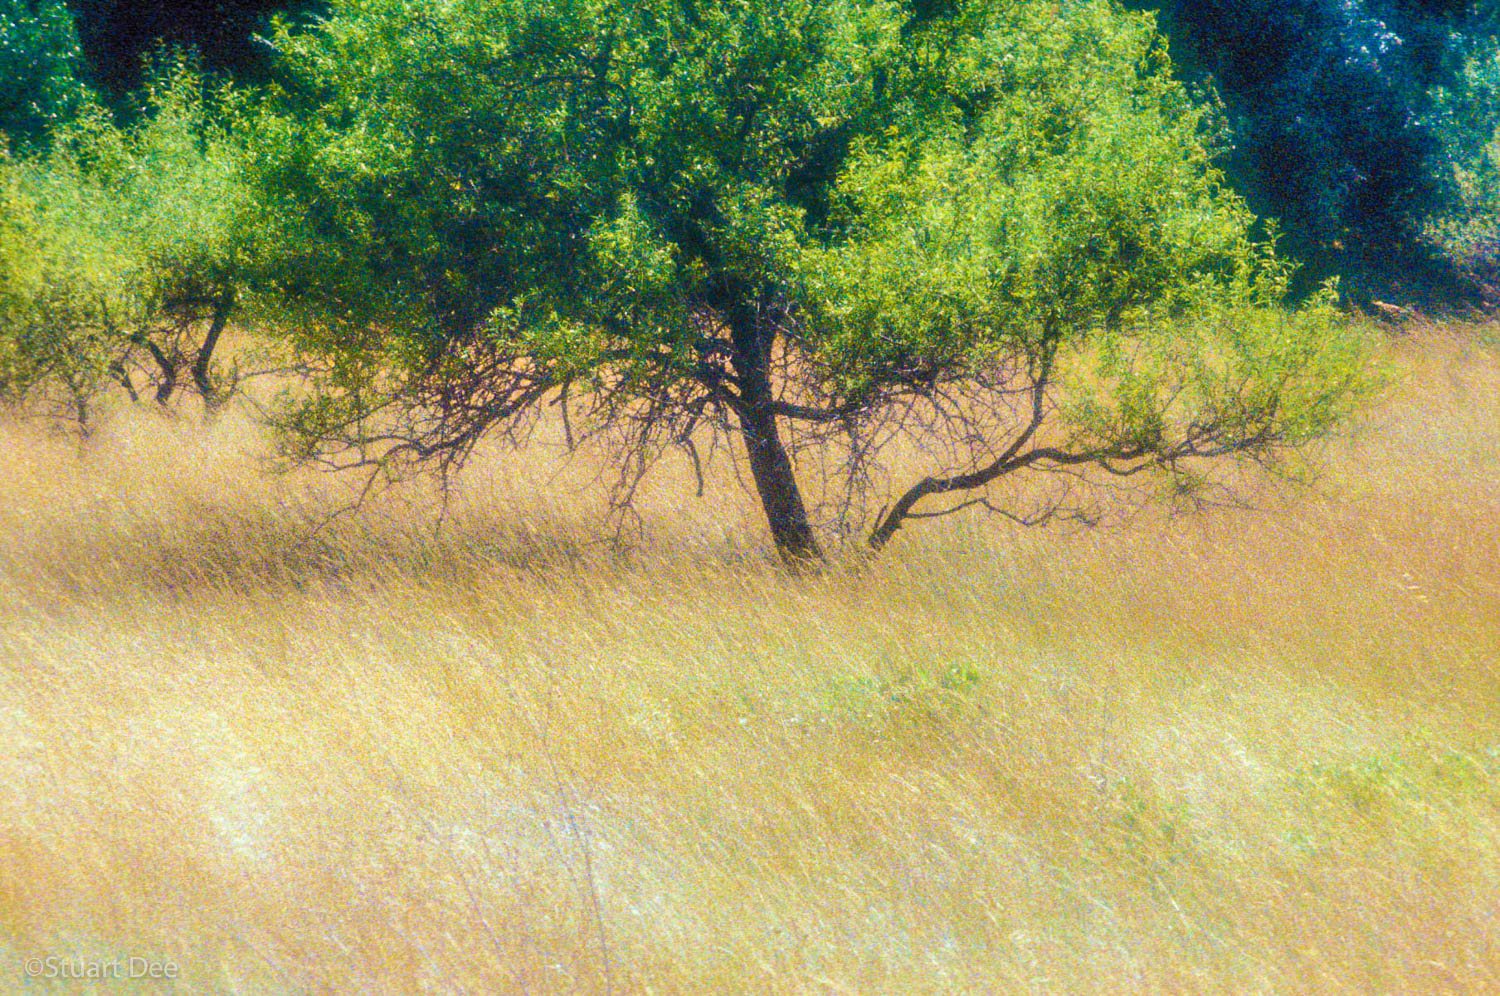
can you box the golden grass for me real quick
[2,327,1499,994]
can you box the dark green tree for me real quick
[0,0,93,148]
[1130,0,1500,305]
[252,0,1378,562]
[1422,33,1500,300]
[64,0,326,96]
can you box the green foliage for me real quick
[0,61,252,425]
[0,140,118,419]
[251,0,1378,555]
[0,164,44,386]
[1423,39,1500,299]
[0,0,93,149]
[1294,744,1499,833]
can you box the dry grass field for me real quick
[1,327,1498,994]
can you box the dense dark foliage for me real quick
[1127,0,1500,305]
[65,0,320,94]
[0,0,92,148]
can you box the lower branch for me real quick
[128,330,178,405]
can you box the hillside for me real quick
[1,327,1497,993]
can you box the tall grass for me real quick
[2,328,1498,994]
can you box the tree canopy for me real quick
[13,0,1497,304]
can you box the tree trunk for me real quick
[722,293,823,566]
[738,396,823,566]
[192,292,234,415]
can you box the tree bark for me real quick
[128,330,177,404]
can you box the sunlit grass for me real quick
[2,328,1498,994]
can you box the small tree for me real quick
[0,62,252,428]
[0,149,115,425]
[255,0,1378,562]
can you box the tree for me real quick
[0,62,252,428]
[252,0,1378,563]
